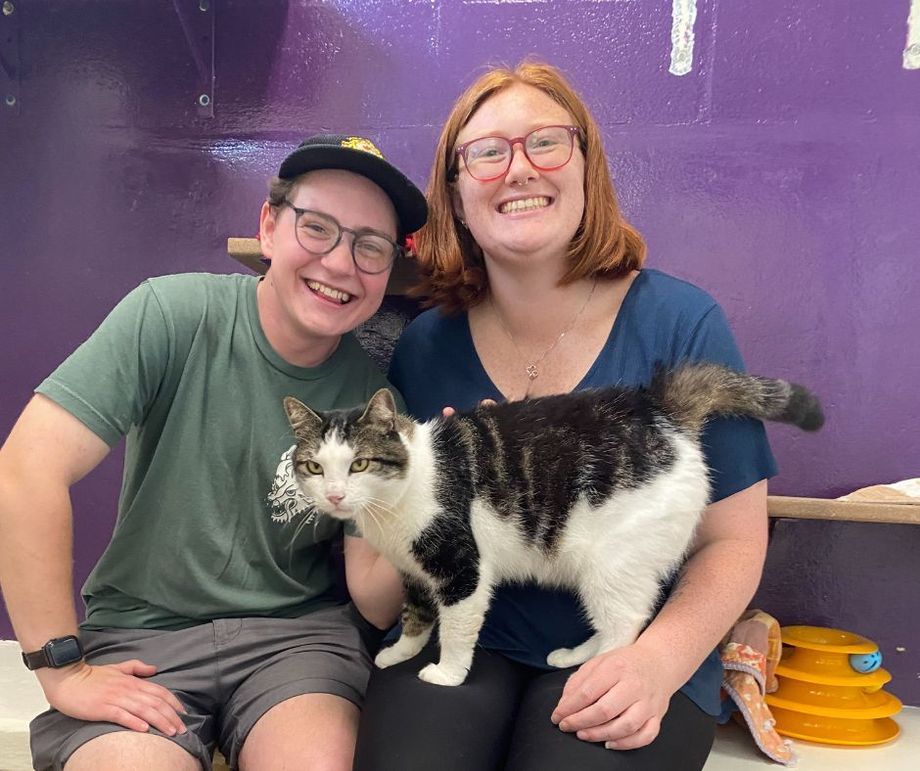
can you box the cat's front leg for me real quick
[417,573,492,687]
[375,577,436,669]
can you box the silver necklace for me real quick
[490,278,598,387]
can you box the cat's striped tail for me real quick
[649,363,824,433]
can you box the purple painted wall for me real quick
[2,2,918,704]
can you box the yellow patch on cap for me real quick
[341,136,384,159]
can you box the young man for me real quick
[0,134,426,771]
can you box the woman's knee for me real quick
[355,645,526,770]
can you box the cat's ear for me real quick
[360,388,398,428]
[284,396,322,438]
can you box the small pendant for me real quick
[525,363,539,380]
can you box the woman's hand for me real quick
[441,399,497,418]
[550,642,680,750]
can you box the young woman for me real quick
[354,64,775,771]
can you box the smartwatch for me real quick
[21,635,85,670]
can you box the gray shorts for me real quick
[30,603,383,771]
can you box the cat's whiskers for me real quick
[288,509,310,547]
[360,497,398,532]
[358,502,384,533]
[283,506,323,569]
[362,495,399,514]
[361,497,413,555]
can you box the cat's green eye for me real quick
[350,458,370,473]
[305,460,323,475]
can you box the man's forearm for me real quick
[354,556,403,628]
[0,478,81,651]
[344,537,404,629]
[0,396,110,654]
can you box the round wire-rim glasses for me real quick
[454,124,582,182]
[281,200,402,275]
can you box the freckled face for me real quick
[452,83,586,270]
[258,169,397,355]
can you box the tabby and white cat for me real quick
[283,363,822,686]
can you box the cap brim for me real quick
[279,146,427,234]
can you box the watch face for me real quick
[47,636,83,666]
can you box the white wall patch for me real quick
[669,0,698,76]
[905,0,920,69]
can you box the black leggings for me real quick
[354,640,715,771]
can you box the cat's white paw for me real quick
[374,645,414,669]
[417,662,467,686]
[547,646,592,669]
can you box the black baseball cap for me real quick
[278,133,428,234]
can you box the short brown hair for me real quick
[413,61,646,313]
[267,176,297,209]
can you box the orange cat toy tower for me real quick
[766,625,902,746]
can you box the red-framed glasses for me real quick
[454,125,581,182]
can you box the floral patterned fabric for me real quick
[720,610,797,765]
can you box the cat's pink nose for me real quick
[326,493,345,505]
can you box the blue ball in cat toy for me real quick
[849,650,882,673]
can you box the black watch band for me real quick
[21,635,85,670]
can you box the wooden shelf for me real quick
[767,496,920,525]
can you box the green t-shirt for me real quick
[37,273,398,630]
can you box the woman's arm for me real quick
[344,535,405,629]
[551,479,769,748]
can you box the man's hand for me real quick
[39,660,188,736]
[550,643,678,750]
